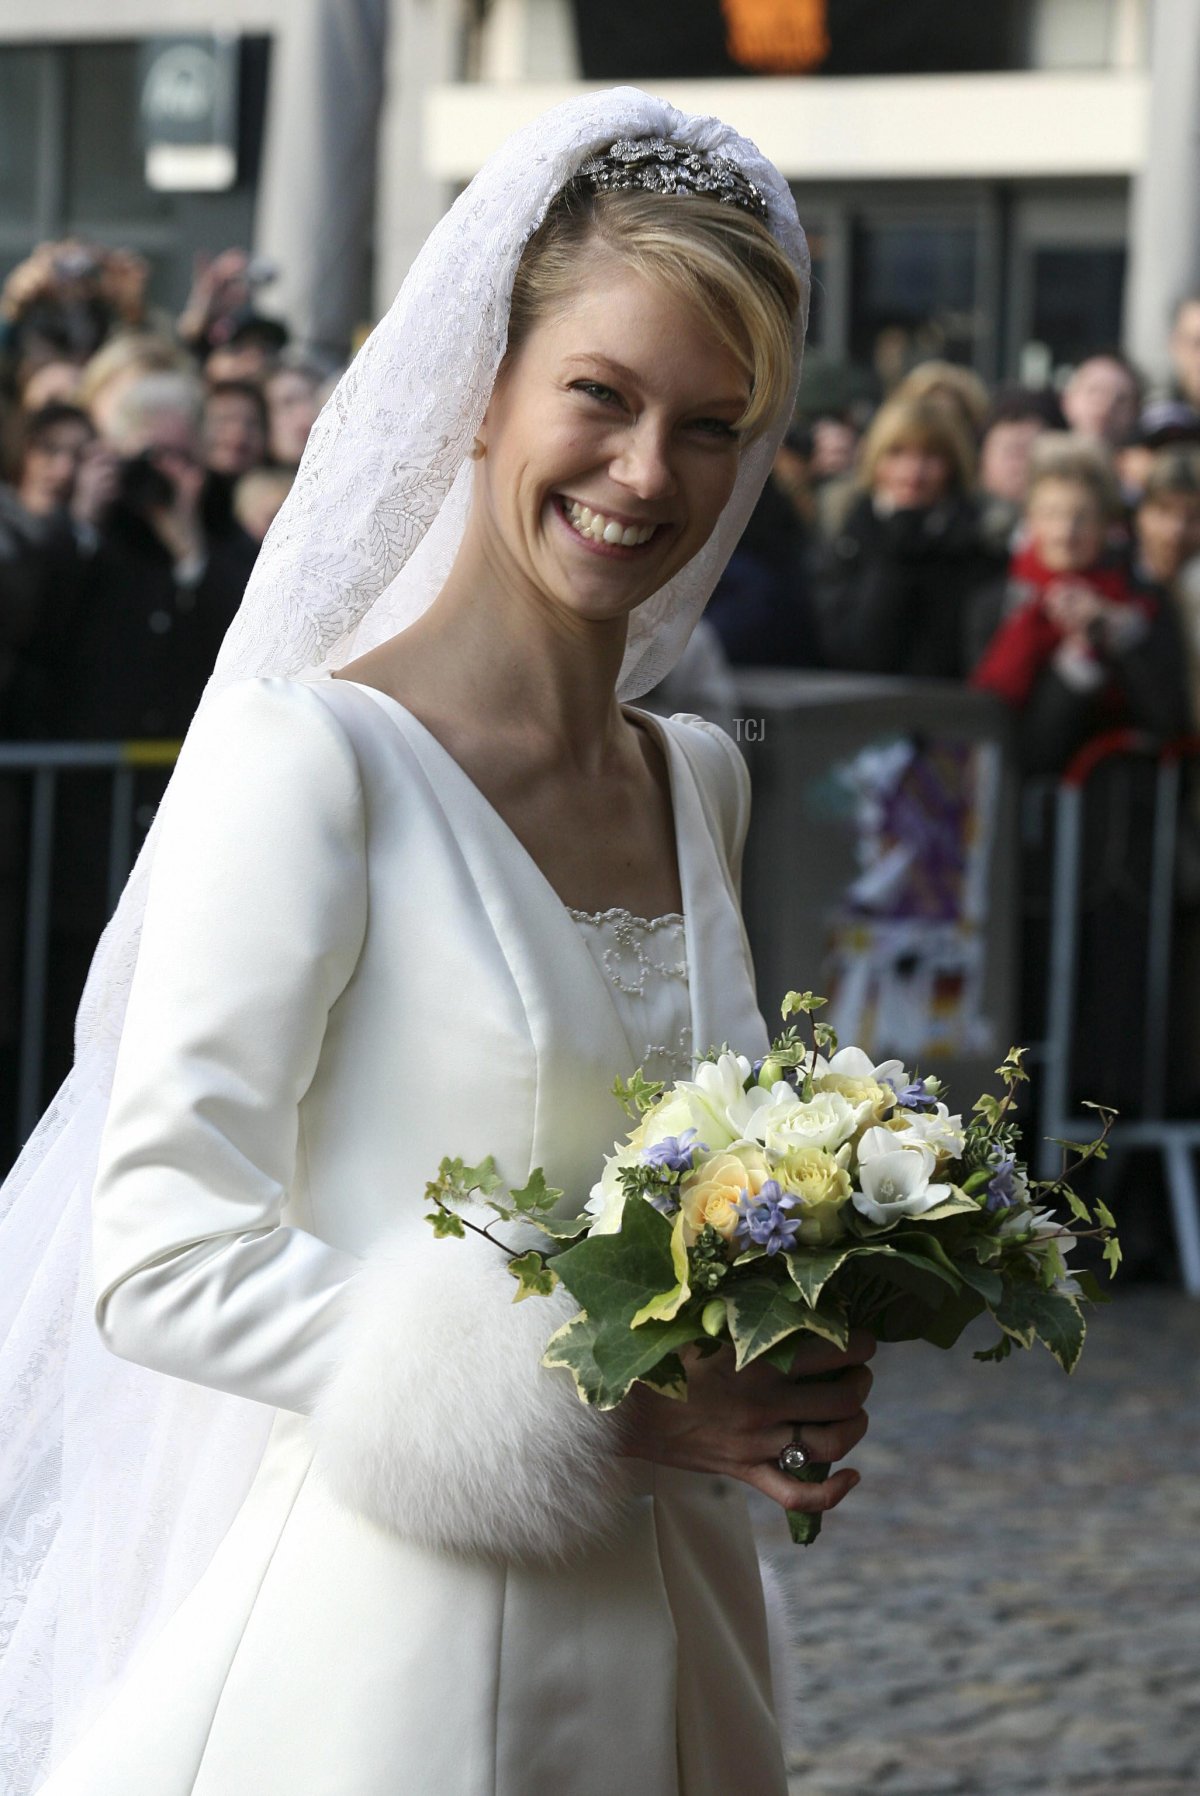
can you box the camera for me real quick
[53,247,102,283]
[115,450,176,516]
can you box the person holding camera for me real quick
[48,369,255,741]
[36,369,257,1103]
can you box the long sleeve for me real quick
[91,677,369,1414]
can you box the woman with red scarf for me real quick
[972,436,1190,774]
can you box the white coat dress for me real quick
[41,672,785,1796]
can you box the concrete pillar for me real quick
[372,0,464,323]
[255,0,389,360]
[1125,0,1200,386]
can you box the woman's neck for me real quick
[335,542,635,770]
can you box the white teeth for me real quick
[563,499,657,547]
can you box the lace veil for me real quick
[0,85,809,1789]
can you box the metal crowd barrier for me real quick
[1033,730,1200,1295]
[5,719,1200,1295]
[0,740,180,1144]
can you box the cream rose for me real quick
[680,1143,772,1246]
[813,1072,894,1128]
[776,1148,852,1245]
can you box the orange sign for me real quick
[720,0,831,72]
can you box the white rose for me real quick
[852,1140,952,1225]
[747,1087,860,1156]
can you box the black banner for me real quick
[572,0,1027,81]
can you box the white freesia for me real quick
[664,1052,766,1149]
[747,1087,860,1156]
[1001,1205,1082,1294]
[584,1142,641,1235]
[822,1045,909,1090]
[886,1102,966,1160]
[852,1138,952,1224]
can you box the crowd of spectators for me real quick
[703,319,1200,783]
[0,240,336,1124]
[4,231,1200,1186]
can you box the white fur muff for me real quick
[310,1223,630,1563]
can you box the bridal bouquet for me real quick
[424,993,1120,1544]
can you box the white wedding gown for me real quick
[40,673,785,1796]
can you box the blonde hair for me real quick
[896,360,990,438]
[1026,432,1122,519]
[506,187,802,440]
[79,332,191,414]
[856,394,976,494]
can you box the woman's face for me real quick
[267,369,320,466]
[473,250,750,626]
[1026,476,1106,573]
[19,418,94,514]
[872,438,952,511]
[1136,491,1200,583]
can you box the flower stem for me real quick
[786,1461,833,1545]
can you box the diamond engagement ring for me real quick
[778,1434,810,1475]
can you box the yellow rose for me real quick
[814,1073,893,1124]
[776,1148,852,1245]
[680,1145,771,1246]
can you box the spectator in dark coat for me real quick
[704,462,823,668]
[815,394,1006,679]
[37,368,257,1099]
[48,369,256,740]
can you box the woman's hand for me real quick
[618,1329,875,1519]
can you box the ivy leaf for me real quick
[1063,1188,1091,1224]
[783,1244,855,1307]
[612,1067,665,1119]
[782,989,827,1018]
[425,1208,465,1239]
[910,1191,981,1223]
[953,1257,1004,1305]
[542,1199,705,1407]
[1094,1197,1116,1231]
[551,1194,675,1320]
[725,1279,804,1370]
[631,1210,691,1327]
[506,1250,559,1302]
[635,1353,688,1401]
[996,1046,1029,1084]
[995,1281,1086,1370]
[508,1167,564,1215]
[522,1210,593,1242]
[424,1154,505,1205]
[1103,1235,1123,1276]
[541,1308,703,1410]
[974,1333,1014,1363]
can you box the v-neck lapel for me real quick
[318,679,654,1174]
[309,676,768,1180]
[646,712,772,1067]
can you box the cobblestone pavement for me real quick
[749,1289,1200,1796]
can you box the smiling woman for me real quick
[2,91,883,1796]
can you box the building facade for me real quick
[0,0,1194,386]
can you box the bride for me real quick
[2,90,874,1794]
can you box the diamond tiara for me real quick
[573,137,769,223]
